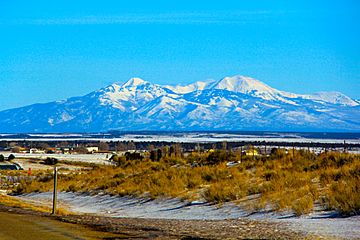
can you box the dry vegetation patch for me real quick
[13,150,360,216]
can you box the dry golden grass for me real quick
[0,194,70,215]
[13,150,360,216]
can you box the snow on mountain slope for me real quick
[0,75,358,132]
[211,75,359,107]
[305,92,359,106]
[165,79,216,94]
[136,95,190,118]
[211,75,298,105]
[212,76,273,94]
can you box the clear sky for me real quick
[0,0,359,110]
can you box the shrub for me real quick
[324,178,360,215]
[0,154,4,162]
[44,157,58,165]
[110,154,126,166]
[317,152,356,168]
[291,195,314,216]
[11,147,20,153]
[263,170,278,181]
[124,152,144,161]
[8,154,15,161]
[110,154,119,162]
[270,148,286,159]
[203,150,235,165]
[203,180,246,203]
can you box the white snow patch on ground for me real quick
[18,192,360,239]
[0,152,112,165]
[2,133,359,144]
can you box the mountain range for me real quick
[0,75,359,133]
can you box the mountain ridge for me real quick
[0,75,359,133]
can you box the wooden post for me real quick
[240,146,242,162]
[52,167,58,215]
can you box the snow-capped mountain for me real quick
[0,75,359,132]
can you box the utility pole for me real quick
[52,167,58,215]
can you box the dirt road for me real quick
[0,211,118,240]
[0,206,306,239]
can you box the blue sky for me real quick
[0,0,359,110]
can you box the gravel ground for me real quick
[18,192,360,239]
[62,214,306,239]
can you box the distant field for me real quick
[1,131,360,143]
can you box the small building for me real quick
[61,147,71,154]
[86,147,99,153]
[29,148,46,154]
[245,149,259,156]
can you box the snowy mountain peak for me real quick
[98,77,171,111]
[122,77,147,88]
[213,75,275,93]
[211,75,296,104]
